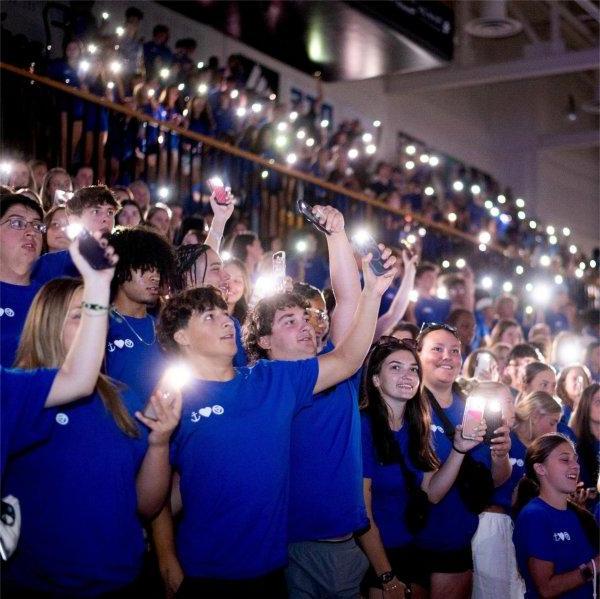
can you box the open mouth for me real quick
[22,242,36,251]
[396,383,413,390]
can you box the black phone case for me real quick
[79,230,113,270]
[296,199,330,235]
[355,238,388,276]
[483,408,503,445]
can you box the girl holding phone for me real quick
[513,433,599,598]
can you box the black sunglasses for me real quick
[418,322,458,337]
[376,335,418,351]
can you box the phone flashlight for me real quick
[143,364,192,420]
[351,230,389,276]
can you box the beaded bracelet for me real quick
[81,301,109,313]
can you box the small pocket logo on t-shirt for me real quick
[107,338,134,351]
[509,458,524,467]
[56,413,69,425]
[0,308,15,317]
[431,424,444,433]
[191,405,224,422]
[553,531,571,542]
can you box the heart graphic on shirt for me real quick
[199,407,212,418]
[114,339,125,349]
[558,532,565,541]
[509,458,517,466]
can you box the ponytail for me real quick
[513,477,540,518]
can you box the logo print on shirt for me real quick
[430,424,445,433]
[553,531,571,542]
[509,458,525,467]
[0,308,14,317]
[111,338,134,349]
[56,413,69,425]
[191,405,225,422]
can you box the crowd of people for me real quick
[0,173,599,598]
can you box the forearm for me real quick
[327,231,360,344]
[358,523,392,576]
[151,503,179,563]
[375,268,416,339]
[47,279,110,406]
[204,218,226,254]
[491,454,511,487]
[426,450,465,503]
[137,444,172,519]
[532,564,589,598]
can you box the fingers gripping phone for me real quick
[207,177,230,205]
[77,228,113,270]
[296,198,330,235]
[352,232,389,276]
[461,395,484,441]
[473,352,492,379]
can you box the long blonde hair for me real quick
[514,391,561,442]
[15,278,138,436]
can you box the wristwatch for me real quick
[377,571,396,585]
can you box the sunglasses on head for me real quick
[376,335,418,351]
[418,322,458,337]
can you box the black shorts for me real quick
[361,544,420,591]
[412,545,473,587]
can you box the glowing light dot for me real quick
[479,231,491,244]
[481,276,493,290]
[286,153,297,165]
[251,103,262,113]
[289,111,298,121]
[569,245,577,254]
[562,227,571,236]
[306,138,315,147]
[365,144,377,155]
[320,119,329,128]
[549,235,557,245]
[116,26,124,37]
[158,187,169,199]
[546,225,555,235]
[197,61,204,69]
[575,268,584,278]
[348,148,359,160]
[456,258,466,269]
[418,227,427,237]
[424,186,434,196]
[177,83,185,91]
[471,184,481,195]
[405,161,415,170]
[525,305,534,315]
[479,244,487,252]
[442,260,450,268]
[230,89,239,99]
[554,275,563,285]
[516,198,525,208]
[529,220,537,229]
[405,145,416,155]
[484,200,494,210]
[503,281,513,293]
[261,170,269,179]
[362,133,373,143]
[540,255,551,267]
[420,154,430,164]
[428,156,439,167]
[296,129,306,140]
[515,265,524,275]
[447,212,457,223]
[490,207,500,217]
[197,83,208,95]
[453,181,464,192]
[159,68,170,80]
[517,211,526,220]
[525,283,533,292]
[373,120,381,128]
[497,194,506,204]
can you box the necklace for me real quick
[110,307,157,346]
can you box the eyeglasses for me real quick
[1,216,46,234]
[306,307,329,323]
[418,322,458,337]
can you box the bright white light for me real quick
[531,283,551,304]
[481,276,493,290]
[87,44,97,54]
[306,138,315,147]
[418,227,427,237]
[352,229,372,246]
[109,61,122,74]
[525,283,534,292]
[65,223,83,240]
[562,227,571,236]
[405,144,416,155]
[590,260,597,268]
[424,186,434,196]
[479,244,487,252]
[429,156,439,167]
[276,122,287,132]
[500,213,511,224]
[197,83,208,95]
[540,255,551,267]
[275,135,287,148]
[221,250,232,261]
[405,161,415,170]
[163,364,193,390]
[254,274,276,297]
[182,109,188,117]
[497,194,506,204]
[289,111,298,121]
[269,93,276,101]
[471,184,481,195]
[159,68,170,80]
[554,274,563,285]
[420,154,430,164]
[79,60,90,73]
[157,135,164,144]
[479,231,491,245]
[407,234,416,244]
[197,61,204,69]
[437,286,448,299]
[575,268,584,278]
[525,305,534,315]
[409,290,419,303]
[373,120,381,128]
[490,207,500,217]
[177,83,185,91]
[484,200,493,210]
[102,12,109,20]
[529,220,537,229]
[515,265,524,275]
[516,198,525,208]
[453,181,464,192]
[116,26,125,37]
[517,211,526,220]
[502,281,513,293]
[549,235,557,245]
[447,212,457,223]
[261,170,269,179]
[348,148,359,160]
[365,144,377,155]
[296,129,306,140]
[569,245,577,254]
[545,225,554,235]
[442,260,450,269]
[362,133,373,143]
[286,153,297,165]
[456,258,466,269]
[236,107,247,118]
[579,261,586,270]
[230,89,239,99]
[147,88,155,98]
[158,187,169,200]
[296,240,308,253]
[320,119,329,128]
[106,81,115,90]
[251,102,262,113]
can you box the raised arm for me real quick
[375,251,418,340]
[46,237,117,406]
[315,250,397,394]
[312,205,361,345]
[204,192,235,255]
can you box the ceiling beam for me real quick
[385,48,599,94]
[538,128,599,150]
[572,0,600,23]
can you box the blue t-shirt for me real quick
[0,281,42,367]
[0,367,58,478]
[2,389,148,596]
[232,317,248,367]
[514,497,596,599]
[414,296,451,328]
[415,392,492,551]
[105,312,165,402]
[361,414,424,548]
[31,250,78,285]
[172,358,319,579]
[288,364,366,542]
[491,432,527,513]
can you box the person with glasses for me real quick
[413,323,512,598]
[358,337,484,598]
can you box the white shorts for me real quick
[472,511,525,599]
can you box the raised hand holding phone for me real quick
[207,177,231,205]
[360,243,397,296]
[352,230,391,276]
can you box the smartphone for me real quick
[461,395,485,440]
[474,352,492,379]
[78,228,113,270]
[296,199,330,235]
[54,189,74,206]
[207,177,230,205]
[483,399,503,445]
[352,233,389,276]
[272,251,286,293]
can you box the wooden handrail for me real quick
[1,61,506,254]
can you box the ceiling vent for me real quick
[465,1,523,39]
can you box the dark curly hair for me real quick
[66,184,119,216]
[107,226,176,299]
[243,292,309,363]
[157,286,228,355]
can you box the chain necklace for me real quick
[110,307,157,346]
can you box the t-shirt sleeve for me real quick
[281,358,319,412]
[120,387,149,469]
[2,367,59,459]
[31,250,79,285]
[515,506,555,563]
